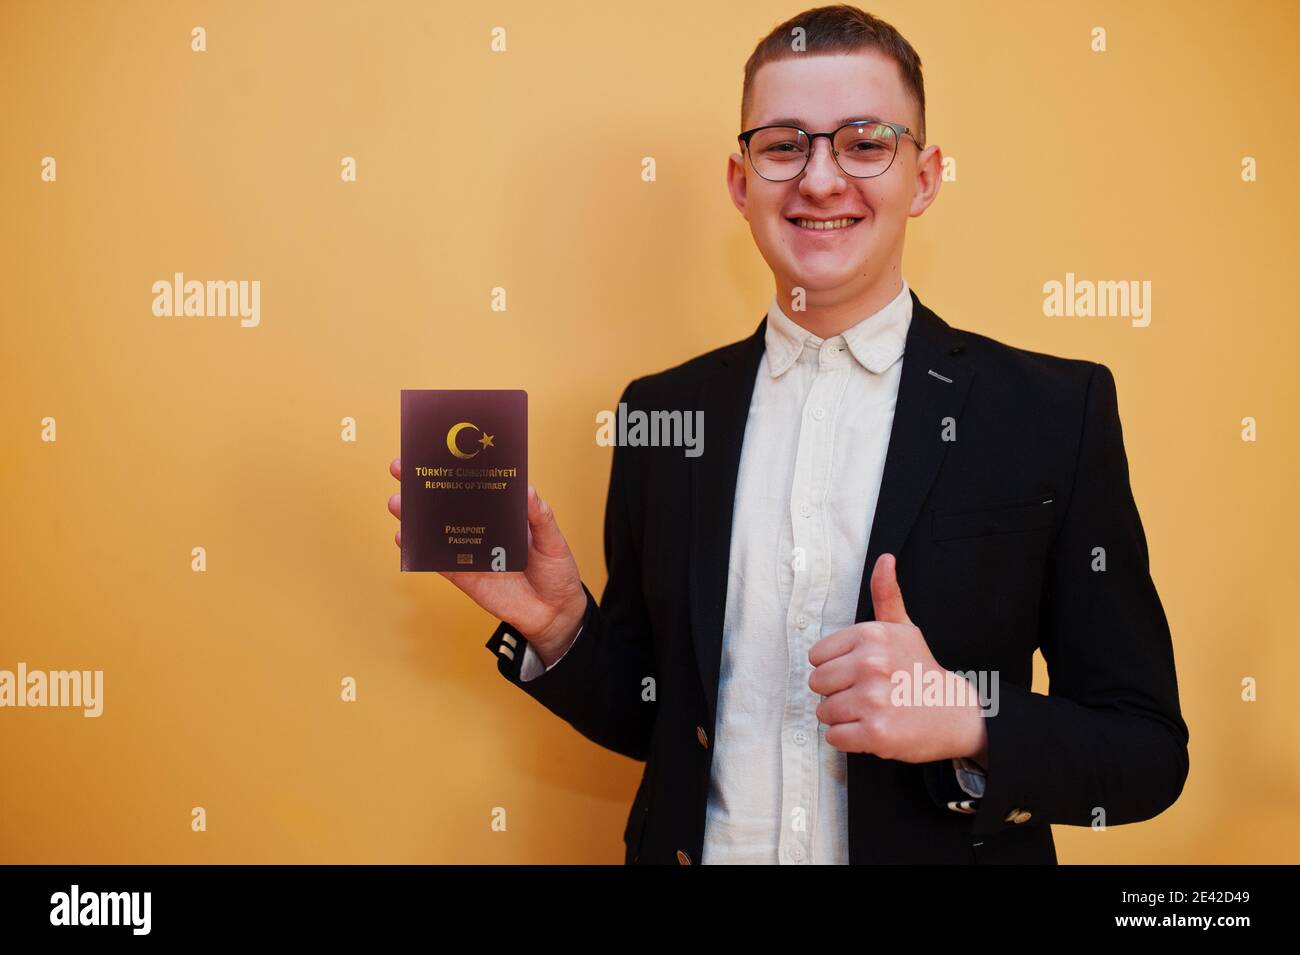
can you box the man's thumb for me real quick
[870,553,912,624]
[527,485,569,558]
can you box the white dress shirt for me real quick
[700,278,913,864]
[520,277,983,861]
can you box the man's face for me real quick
[728,51,940,302]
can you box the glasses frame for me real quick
[737,120,924,181]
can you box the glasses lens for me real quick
[747,127,809,181]
[833,122,898,178]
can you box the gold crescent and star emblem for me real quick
[446,421,495,460]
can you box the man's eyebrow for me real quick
[758,116,882,128]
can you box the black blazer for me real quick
[486,288,1189,864]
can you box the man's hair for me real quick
[740,4,926,148]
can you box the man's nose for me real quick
[800,138,845,193]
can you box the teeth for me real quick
[794,217,858,230]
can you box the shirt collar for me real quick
[764,278,912,378]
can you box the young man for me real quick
[388,5,1188,864]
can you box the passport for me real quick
[400,389,528,572]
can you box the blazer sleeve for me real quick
[483,379,659,761]
[959,362,1190,837]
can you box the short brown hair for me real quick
[740,5,926,147]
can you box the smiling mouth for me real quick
[787,216,861,231]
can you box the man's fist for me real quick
[807,553,988,765]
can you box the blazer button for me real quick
[696,725,709,749]
[676,849,692,865]
[1005,808,1033,824]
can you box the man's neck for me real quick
[777,273,906,339]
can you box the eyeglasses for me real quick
[737,120,923,181]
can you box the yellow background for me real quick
[1,0,1296,863]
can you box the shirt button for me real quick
[799,502,812,517]
[696,725,709,749]
[789,844,805,862]
[796,614,809,629]
[676,849,692,865]
[793,730,808,745]
[812,407,826,420]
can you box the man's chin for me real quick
[781,261,869,295]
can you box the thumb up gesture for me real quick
[807,553,989,765]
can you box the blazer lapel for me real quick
[689,318,766,728]
[853,290,973,623]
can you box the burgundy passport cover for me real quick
[400,389,528,572]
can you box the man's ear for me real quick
[908,144,943,218]
[726,152,750,220]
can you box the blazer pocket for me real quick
[931,493,1057,542]
[971,821,1058,864]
